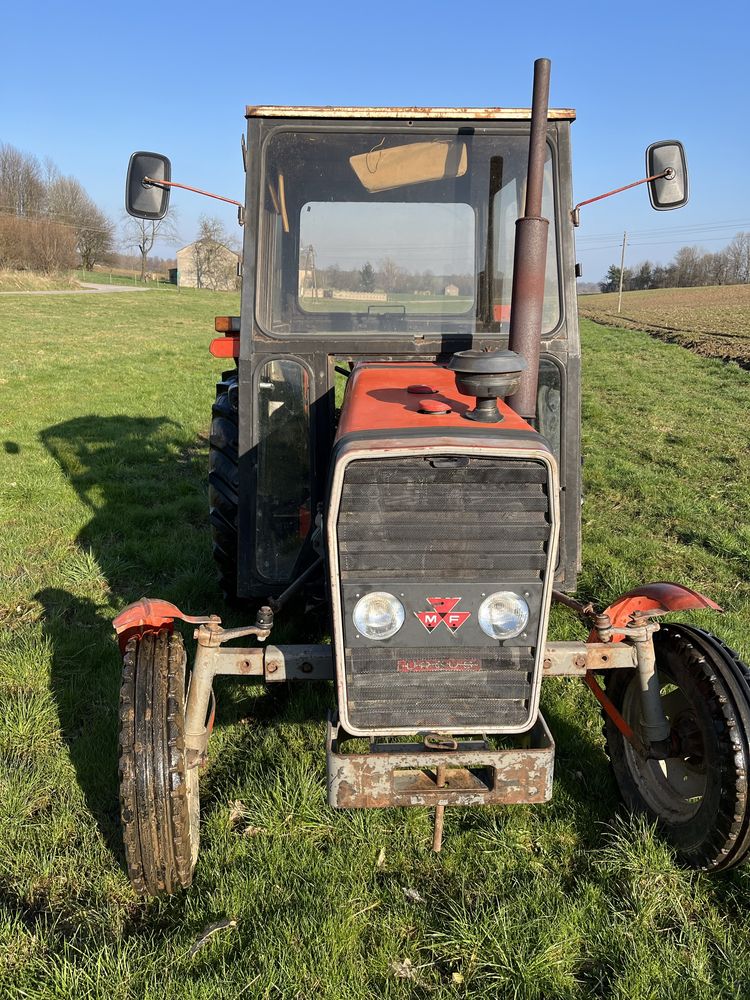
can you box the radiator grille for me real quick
[338,458,549,581]
[336,456,552,733]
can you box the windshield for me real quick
[258,128,560,337]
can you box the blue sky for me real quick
[2,0,748,282]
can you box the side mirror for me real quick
[126,152,171,220]
[646,140,688,211]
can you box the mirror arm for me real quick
[143,176,245,224]
[571,168,673,226]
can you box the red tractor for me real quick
[117,59,750,895]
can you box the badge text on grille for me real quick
[415,597,471,633]
[397,657,481,672]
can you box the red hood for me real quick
[336,362,534,439]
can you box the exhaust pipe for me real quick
[508,57,551,422]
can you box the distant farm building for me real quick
[176,241,241,291]
[444,283,459,296]
[298,268,386,303]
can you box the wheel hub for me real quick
[622,672,708,819]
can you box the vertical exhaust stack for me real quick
[508,58,551,422]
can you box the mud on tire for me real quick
[603,624,750,872]
[118,629,199,894]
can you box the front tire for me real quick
[603,624,750,871]
[118,629,199,894]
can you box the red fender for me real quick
[112,598,219,654]
[588,581,722,643]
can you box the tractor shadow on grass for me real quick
[38,413,222,871]
[34,588,126,867]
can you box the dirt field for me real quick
[578,284,750,368]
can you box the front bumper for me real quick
[327,712,555,808]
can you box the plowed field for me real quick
[579,284,750,367]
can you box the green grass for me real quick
[1,295,749,998]
[0,269,174,291]
[74,270,147,287]
[73,270,177,288]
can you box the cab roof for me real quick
[245,105,576,121]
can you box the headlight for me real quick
[478,591,529,640]
[353,592,405,640]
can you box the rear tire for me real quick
[209,369,240,602]
[118,629,199,894]
[603,624,750,871]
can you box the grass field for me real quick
[0,269,175,293]
[1,289,750,998]
[74,269,175,287]
[0,271,167,292]
[579,284,750,368]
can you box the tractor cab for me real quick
[234,102,581,602]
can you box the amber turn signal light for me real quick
[214,315,240,334]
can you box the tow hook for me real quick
[423,733,459,852]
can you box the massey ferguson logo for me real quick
[415,597,470,633]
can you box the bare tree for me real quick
[46,173,88,221]
[32,218,79,272]
[671,246,702,287]
[46,175,116,270]
[76,206,115,270]
[0,215,77,272]
[379,256,403,293]
[602,230,750,292]
[725,232,750,284]
[122,212,181,280]
[0,144,45,217]
[190,215,239,290]
[0,144,115,272]
[704,251,730,286]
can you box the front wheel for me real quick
[118,629,200,894]
[603,624,750,871]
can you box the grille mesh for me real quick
[337,456,551,732]
[346,646,535,729]
[338,458,549,581]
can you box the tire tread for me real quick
[118,630,198,895]
[602,623,750,872]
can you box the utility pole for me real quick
[301,244,317,299]
[617,231,627,313]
